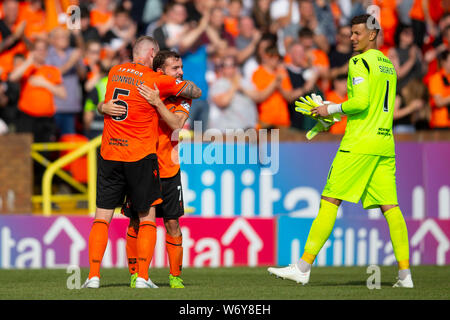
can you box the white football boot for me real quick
[393,274,414,288]
[81,276,100,289]
[135,277,159,288]
[268,264,310,285]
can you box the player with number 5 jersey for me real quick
[101,61,188,162]
[83,36,201,290]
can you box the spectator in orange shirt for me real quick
[224,0,242,38]
[18,0,46,41]
[9,39,66,142]
[427,50,450,129]
[90,0,114,37]
[251,45,294,128]
[409,0,444,47]
[9,39,67,189]
[298,27,330,93]
[326,73,348,135]
[373,0,398,47]
[0,0,28,79]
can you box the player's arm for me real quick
[138,84,188,130]
[311,60,369,117]
[177,80,202,100]
[156,75,202,100]
[99,99,125,117]
[337,59,370,115]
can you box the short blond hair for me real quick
[132,36,159,60]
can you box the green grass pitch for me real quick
[0,266,448,300]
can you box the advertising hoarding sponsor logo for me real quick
[0,216,275,269]
[277,216,450,266]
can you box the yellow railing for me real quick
[32,135,102,216]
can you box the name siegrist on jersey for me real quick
[377,56,395,75]
[111,67,145,87]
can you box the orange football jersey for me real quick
[157,97,191,178]
[101,62,189,162]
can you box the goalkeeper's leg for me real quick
[381,205,413,288]
[298,197,341,272]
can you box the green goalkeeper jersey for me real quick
[340,49,397,157]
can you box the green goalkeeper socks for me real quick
[383,206,410,269]
[303,199,339,261]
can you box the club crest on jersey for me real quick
[352,77,364,85]
[180,101,190,112]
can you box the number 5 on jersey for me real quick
[112,88,130,121]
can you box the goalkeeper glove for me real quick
[294,94,334,123]
[294,94,342,140]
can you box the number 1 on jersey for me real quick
[112,88,130,121]
[383,80,390,113]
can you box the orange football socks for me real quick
[126,225,139,275]
[166,234,183,277]
[88,219,109,279]
[137,221,157,280]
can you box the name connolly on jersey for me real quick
[111,67,146,87]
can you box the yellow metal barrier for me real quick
[34,134,195,216]
[39,135,102,216]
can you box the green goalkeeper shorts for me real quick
[322,151,398,209]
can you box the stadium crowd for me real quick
[0,0,449,142]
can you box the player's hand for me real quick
[295,94,332,122]
[311,104,330,117]
[102,98,126,117]
[138,83,161,106]
[28,75,50,89]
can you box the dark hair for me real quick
[153,50,181,71]
[80,4,90,19]
[298,27,314,39]
[264,45,280,58]
[351,14,380,36]
[439,50,450,62]
[394,24,413,47]
[163,1,185,14]
[335,73,347,81]
[114,4,130,16]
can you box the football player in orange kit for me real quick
[82,37,201,289]
[101,50,194,288]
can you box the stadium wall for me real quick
[0,215,449,269]
[0,134,32,214]
[0,140,449,269]
[179,141,450,219]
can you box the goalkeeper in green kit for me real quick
[268,14,413,288]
